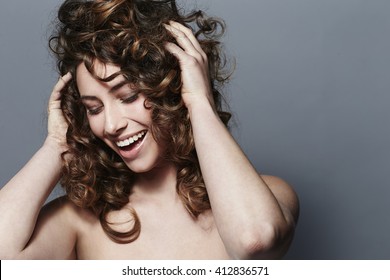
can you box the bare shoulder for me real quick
[43,195,76,212]
[261,175,300,224]
[40,195,96,226]
[19,196,96,259]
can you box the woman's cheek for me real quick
[87,116,104,138]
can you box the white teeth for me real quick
[116,131,146,148]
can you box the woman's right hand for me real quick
[45,72,72,153]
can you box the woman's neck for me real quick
[132,162,179,202]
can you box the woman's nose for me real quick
[104,106,127,136]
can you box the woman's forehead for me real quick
[76,61,121,79]
[76,62,127,96]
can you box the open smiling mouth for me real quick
[116,130,147,151]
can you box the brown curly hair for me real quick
[49,0,231,243]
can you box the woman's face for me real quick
[76,62,163,173]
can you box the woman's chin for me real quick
[125,156,170,175]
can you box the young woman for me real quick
[0,0,299,259]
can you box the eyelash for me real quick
[87,107,103,115]
[85,94,139,116]
[121,94,139,103]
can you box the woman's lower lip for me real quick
[117,132,147,160]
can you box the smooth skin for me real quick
[0,22,299,259]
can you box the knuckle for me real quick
[183,28,193,36]
[176,31,186,39]
[201,51,208,61]
[179,24,192,34]
[193,53,203,62]
[186,56,198,66]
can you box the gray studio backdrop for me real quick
[1,0,389,259]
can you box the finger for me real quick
[164,24,195,51]
[165,42,192,64]
[164,23,205,61]
[168,21,205,55]
[49,72,72,105]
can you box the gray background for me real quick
[1,0,389,259]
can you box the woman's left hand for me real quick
[164,21,215,110]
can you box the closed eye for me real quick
[79,96,103,116]
[86,106,103,115]
[121,94,139,104]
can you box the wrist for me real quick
[187,96,217,118]
[43,137,68,156]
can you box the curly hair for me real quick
[49,0,231,243]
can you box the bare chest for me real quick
[75,208,230,259]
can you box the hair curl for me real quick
[50,0,231,243]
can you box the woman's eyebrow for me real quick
[79,96,99,101]
[109,80,130,94]
[79,80,131,99]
